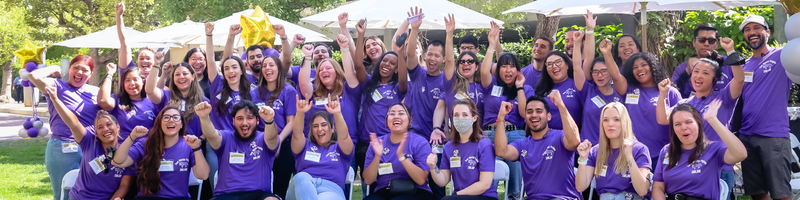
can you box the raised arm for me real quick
[274,24,292,69]
[582,10,597,81]
[398,44,409,94]
[353,19,369,83]
[515,73,528,118]
[550,92,580,150]
[494,102,520,161]
[44,86,86,143]
[406,8,423,71]
[155,62,171,90]
[205,23,219,84]
[480,21,500,89]
[655,79,672,125]
[259,105,280,151]
[194,102,222,149]
[599,39,627,95]
[721,37,744,99]
[622,139,651,196]
[337,34,359,89]
[426,147,450,187]
[185,135,209,180]
[145,62,167,104]
[112,126,149,168]
[222,24,242,59]
[363,133,384,185]
[284,34,306,79]
[444,14,456,81]
[572,31,587,91]
[575,140,594,192]
[28,65,60,94]
[98,63,118,112]
[395,133,429,185]
[291,95,310,154]
[338,13,357,58]
[115,2,132,70]
[298,45,314,98]
[704,100,747,164]
[326,94,353,155]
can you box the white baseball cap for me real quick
[739,15,769,31]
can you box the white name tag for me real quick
[159,160,174,172]
[599,165,608,177]
[315,97,328,106]
[62,142,79,153]
[432,145,443,154]
[230,152,245,164]
[450,156,461,168]
[591,96,606,108]
[744,72,754,83]
[378,163,393,175]
[625,94,639,105]
[372,90,383,102]
[89,155,107,174]
[663,154,669,165]
[304,151,321,162]
[181,100,186,112]
[491,86,503,97]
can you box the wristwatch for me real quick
[398,155,407,162]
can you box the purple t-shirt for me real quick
[289,65,316,87]
[364,133,432,193]
[155,89,210,137]
[671,57,733,97]
[128,138,196,198]
[406,66,444,138]
[545,79,585,130]
[624,85,680,157]
[293,140,354,189]
[45,79,100,140]
[579,84,622,144]
[359,78,409,142]
[213,130,278,195]
[300,82,363,144]
[521,64,543,88]
[442,75,486,122]
[111,94,158,140]
[440,138,497,198]
[653,142,728,199]
[69,131,136,200]
[678,85,737,141]
[587,142,651,195]
[250,83,297,133]
[210,74,247,131]
[740,48,791,137]
[510,129,580,200]
[482,76,535,127]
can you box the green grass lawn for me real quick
[0,137,51,200]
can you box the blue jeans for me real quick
[721,169,735,200]
[486,129,525,200]
[204,142,219,191]
[286,172,346,200]
[599,192,645,200]
[46,137,82,200]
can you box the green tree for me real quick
[0,0,32,103]
[153,0,344,24]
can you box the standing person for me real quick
[671,24,734,98]
[578,57,622,144]
[576,102,651,199]
[115,2,163,78]
[611,35,642,66]
[13,76,22,103]
[29,55,100,199]
[534,49,585,130]
[736,14,793,200]
[97,63,157,141]
[520,37,553,88]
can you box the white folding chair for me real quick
[346,167,355,200]
[214,171,218,188]
[573,167,597,200]
[60,169,80,200]
[271,171,274,192]
[496,160,510,200]
[188,169,203,200]
[720,179,729,200]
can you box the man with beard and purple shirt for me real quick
[494,93,582,200]
[736,14,793,200]
[671,24,734,98]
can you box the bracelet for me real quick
[192,147,202,152]
[516,87,525,91]
[341,47,349,52]
[585,30,594,35]
[128,136,136,142]
[264,120,275,125]
[433,126,442,132]
[206,34,212,36]
[578,157,589,165]
[281,37,288,40]
[304,56,312,60]
[496,118,504,123]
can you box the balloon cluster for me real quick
[18,117,49,138]
[783,14,800,83]
[18,61,46,87]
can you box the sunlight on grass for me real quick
[0,137,51,200]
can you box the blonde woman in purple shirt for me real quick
[576,102,651,199]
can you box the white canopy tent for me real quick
[128,20,206,47]
[53,25,178,48]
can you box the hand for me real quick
[622,138,634,158]
[324,94,342,114]
[205,22,214,36]
[259,105,275,123]
[408,7,424,29]
[302,44,314,57]
[154,51,165,64]
[488,21,500,45]
[657,79,671,94]
[720,37,735,53]
[573,31,585,45]
[515,71,526,88]
[548,91,564,108]
[703,99,722,121]
[194,101,212,118]
[336,34,349,48]
[105,63,117,77]
[395,133,409,158]
[338,12,349,27]
[162,61,174,76]
[584,10,597,30]
[599,39,612,54]
[356,19,367,35]
[229,24,243,36]
[426,147,438,169]
[184,135,201,149]
[130,126,149,140]
[497,101,513,117]
[444,14,455,34]
[291,34,306,47]
[429,129,444,145]
[52,70,62,79]
[44,86,58,100]
[576,139,592,159]
[273,24,286,37]
[369,133,384,156]
[296,94,313,114]
[115,2,125,17]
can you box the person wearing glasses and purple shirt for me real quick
[671,24,734,98]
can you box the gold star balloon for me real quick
[241,6,275,49]
[783,0,799,15]
[13,40,45,64]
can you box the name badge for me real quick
[304,151,321,162]
[450,156,462,168]
[599,165,608,177]
[230,152,245,164]
[591,96,606,108]
[491,86,503,97]
[89,155,107,175]
[432,145,443,154]
[372,90,383,102]
[159,160,174,172]
[455,91,468,100]
[625,94,639,105]
[180,100,186,112]
[662,153,669,165]
[744,72,754,83]
[315,97,329,106]
[62,142,79,153]
[378,163,393,175]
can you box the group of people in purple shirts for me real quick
[32,2,793,200]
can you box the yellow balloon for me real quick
[782,0,799,15]
[13,40,46,64]
[240,6,275,49]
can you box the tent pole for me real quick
[640,2,648,52]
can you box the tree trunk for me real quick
[0,60,12,103]
[533,14,562,41]
[638,11,682,75]
[87,48,118,87]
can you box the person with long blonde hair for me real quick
[576,102,652,199]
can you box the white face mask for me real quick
[453,118,474,134]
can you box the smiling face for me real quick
[691,61,716,93]
[365,38,384,61]
[172,66,195,92]
[188,52,206,75]
[601,108,622,140]
[564,30,577,57]
[457,54,478,79]
[233,109,258,139]
[425,45,444,72]
[137,51,155,75]
[631,58,653,86]
[247,49,265,73]
[693,30,718,58]
[545,55,568,83]
[743,23,770,50]
[313,45,331,66]
[498,64,518,86]
[160,109,183,137]
[68,62,92,87]
[672,110,700,146]
[617,36,639,62]
[311,115,333,145]
[123,71,144,96]
[222,59,242,86]
[317,60,338,88]
[262,57,279,83]
[525,100,550,133]
[95,117,120,144]
[591,62,610,87]
[386,105,410,133]
[378,54,398,79]
[532,39,550,60]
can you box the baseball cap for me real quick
[739,15,769,31]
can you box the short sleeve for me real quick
[478,140,495,172]
[209,74,224,99]
[524,85,536,99]
[440,143,452,170]
[510,139,527,162]
[128,140,145,162]
[712,142,729,165]
[408,65,424,82]
[634,143,652,169]
[289,65,302,85]
[78,131,96,150]
[587,145,599,167]
[666,87,682,107]
[292,140,309,158]
[283,87,298,116]
[652,145,669,182]
[122,165,137,176]
[364,142,376,169]
[412,137,432,172]
[157,89,170,110]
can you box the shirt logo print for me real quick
[177,158,190,171]
[562,88,577,98]
[760,60,776,73]
[327,151,340,161]
[465,156,479,170]
[272,100,283,110]
[521,150,528,157]
[543,146,556,160]
[650,97,659,106]
[250,141,263,160]
[431,88,441,100]
[688,160,708,174]
[112,166,125,178]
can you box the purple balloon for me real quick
[23,121,32,129]
[27,128,39,137]
[21,81,29,87]
[25,62,37,73]
[241,52,248,61]
[264,48,280,57]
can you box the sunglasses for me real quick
[162,114,182,122]
[695,37,717,44]
[458,59,476,65]
[459,46,476,50]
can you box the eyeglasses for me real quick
[459,46,476,51]
[545,59,563,68]
[695,37,717,44]
[591,69,609,75]
[458,59,476,65]
[162,114,182,122]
